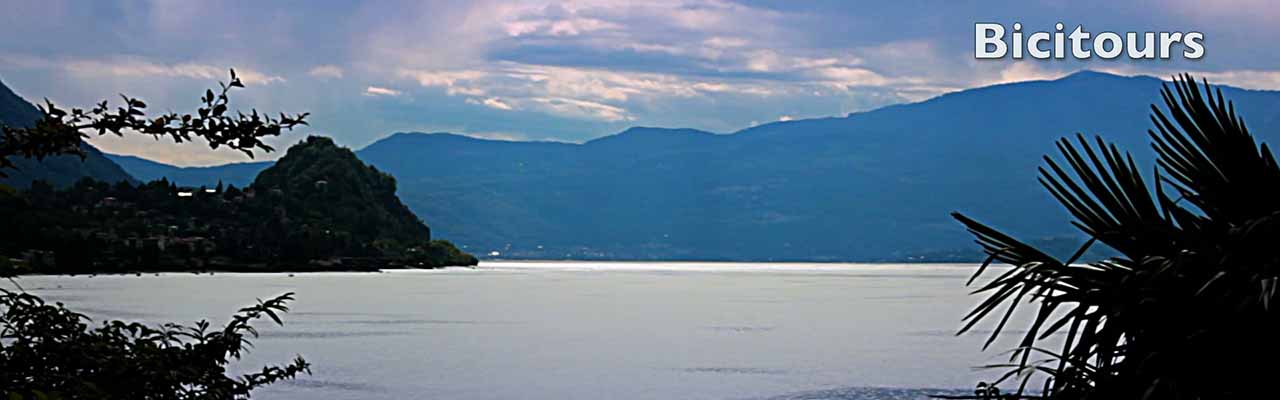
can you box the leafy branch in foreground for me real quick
[0,70,311,399]
[0,69,308,176]
[951,74,1280,399]
[0,289,309,399]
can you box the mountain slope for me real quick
[106,71,1280,261]
[0,78,136,188]
[107,153,268,188]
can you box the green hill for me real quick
[251,136,474,267]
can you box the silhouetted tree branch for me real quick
[0,69,308,177]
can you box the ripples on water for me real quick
[757,386,976,400]
[21,261,1044,400]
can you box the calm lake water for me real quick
[20,261,1038,400]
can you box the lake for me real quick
[19,261,1039,399]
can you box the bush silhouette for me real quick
[0,290,307,399]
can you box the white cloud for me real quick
[364,86,403,96]
[458,131,528,141]
[308,65,345,79]
[396,62,785,121]
[350,1,995,129]
[503,20,544,37]
[703,36,749,49]
[987,62,1069,86]
[1189,70,1280,90]
[745,50,782,72]
[467,97,514,110]
[398,69,488,87]
[815,67,893,88]
[778,115,794,121]
[503,17,622,37]
[1090,65,1280,91]
[60,57,285,85]
[528,97,632,122]
[483,97,513,110]
[397,69,489,95]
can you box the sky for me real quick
[2,0,1278,165]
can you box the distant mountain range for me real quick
[108,154,269,188]
[90,72,1280,261]
[0,79,135,188]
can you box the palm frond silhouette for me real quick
[952,74,1280,399]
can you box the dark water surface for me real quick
[22,261,1033,399]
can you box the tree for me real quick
[0,69,307,176]
[951,75,1280,399]
[0,290,309,399]
[0,70,310,399]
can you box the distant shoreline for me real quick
[477,258,986,265]
[12,259,987,277]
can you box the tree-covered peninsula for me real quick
[1,135,477,274]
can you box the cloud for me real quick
[364,86,403,96]
[528,97,632,122]
[397,69,488,87]
[814,67,893,88]
[397,69,489,95]
[8,1,1280,165]
[504,16,622,37]
[506,64,690,101]
[467,97,514,110]
[744,50,783,72]
[703,36,750,49]
[53,57,286,85]
[1093,65,1280,91]
[457,131,529,141]
[414,59,832,123]
[308,65,345,79]
[395,62,789,121]
[1194,70,1280,90]
[986,62,1071,86]
[481,97,513,110]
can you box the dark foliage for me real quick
[0,70,307,177]
[251,136,433,249]
[1,71,313,398]
[0,289,308,399]
[952,75,1280,398]
[1,71,473,272]
[0,79,134,188]
[0,139,477,273]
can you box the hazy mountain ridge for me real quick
[107,71,1280,261]
[107,153,270,188]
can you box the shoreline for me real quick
[13,260,985,278]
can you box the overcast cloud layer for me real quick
[2,0,1277,165]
